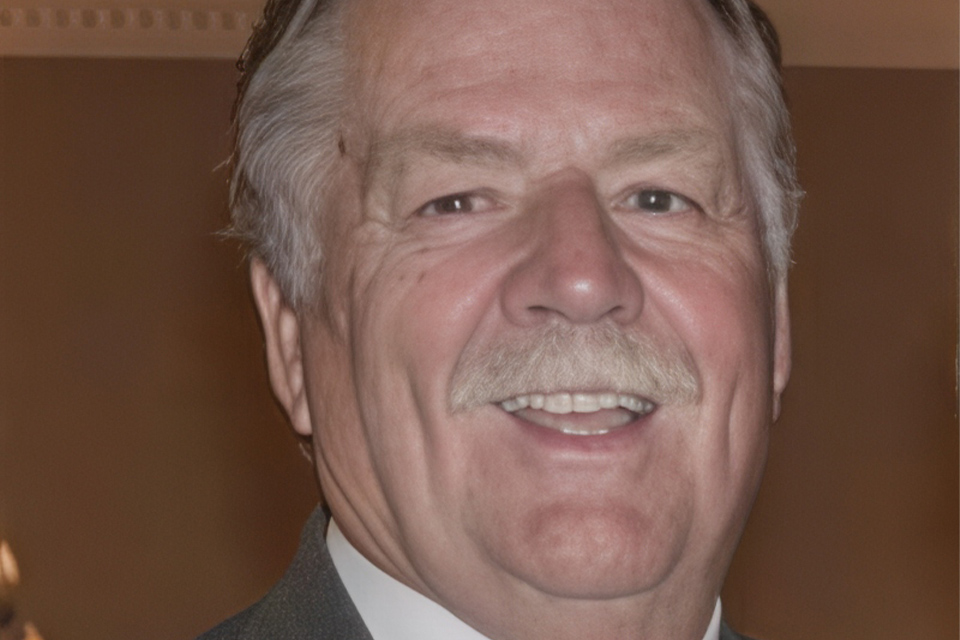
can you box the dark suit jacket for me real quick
[198,509,756,640]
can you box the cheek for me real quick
[689,274,771,375]
[341,228,517,492]
[625,250,774,558]
[639,240,775,444]
[354,226,518,398]
[673,260,774,487]
[644,233,772,377]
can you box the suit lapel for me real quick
[224,508,375,639]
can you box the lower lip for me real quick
[503,408,654,454]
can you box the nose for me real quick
[501,172,644,327]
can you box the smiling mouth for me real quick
[498,392,656,436]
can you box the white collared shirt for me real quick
[328,519,721,640]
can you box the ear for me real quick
[250,259,314,437]
[771,279,792,422]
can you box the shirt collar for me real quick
[328,518,722,640]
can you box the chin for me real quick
[484,500,691,600]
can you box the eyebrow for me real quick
[362,126,724,193]
[605,130,719,167]
[365,127,524,190]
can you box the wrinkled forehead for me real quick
[341,0,733,116]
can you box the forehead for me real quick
[342,0,733,155]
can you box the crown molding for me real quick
[0,3,258,59]
[0,1,956,68]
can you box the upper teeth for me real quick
[500,392,654,415]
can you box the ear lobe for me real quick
[250,260,314,437]
[771,280,792,422]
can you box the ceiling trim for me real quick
[0,1,957,68]
[0,4,251,59]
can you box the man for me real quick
[202,0,800,637]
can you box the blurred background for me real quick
[0,1,956,638]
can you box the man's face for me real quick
[276,0,790,636]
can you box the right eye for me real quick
[418,192,495,216]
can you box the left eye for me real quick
[623,189,693,214]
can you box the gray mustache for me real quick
[449,324,700,412]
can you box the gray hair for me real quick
[706,0,802,284]
[229,0,800,308]
[229,0,347,307]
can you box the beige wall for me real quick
[0,59,319,638]
[0,59,956,639]
[723,68,958,639]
